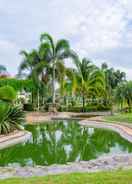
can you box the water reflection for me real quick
[0,120,132,166]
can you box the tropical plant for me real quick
[115,81,132,111]
[19,50,43,109]
[19,50,40,78]
[70,58,105,112]
[101,62,126,89]
[0,85,25,134]
[39,33,77,109]
[0,104,25,134]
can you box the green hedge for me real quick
[59,104,111,112]
[0,78,35,92]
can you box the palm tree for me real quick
[19,49,41,109]
[19,50,40,78]
[40,33,77,110]
[73,58,105,112]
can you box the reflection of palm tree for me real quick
[1,121,132,166]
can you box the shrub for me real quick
[0,105,25,134]
[0,101,10,122]
[0,85,17,102]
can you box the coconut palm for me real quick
[40,33,77,109]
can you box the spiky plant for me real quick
[0,104,25,134]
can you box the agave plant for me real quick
[0,104,25,134]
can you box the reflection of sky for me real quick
[87,128,94,136]
[101,143,129,157]
[64,145,72,157]
[55,130,62,142]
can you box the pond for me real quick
[0,119,132,167]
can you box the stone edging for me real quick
[0,131,32,150]
[79,120,132,143]
[0,154,132,179]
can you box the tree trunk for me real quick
[37,89,40,111]
[31,89,34,104]
[82,95,85,112]
[52,60,56,106]
[127,99,131,112]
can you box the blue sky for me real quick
[0,0,132,79]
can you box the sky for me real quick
[0,0,132,79]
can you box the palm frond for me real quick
[55,39,70,54]
[40,33,55,54]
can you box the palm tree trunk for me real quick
[37,89,40,111]
[52,60,56,106]
[82,95,85,112]
[31,89,34,104]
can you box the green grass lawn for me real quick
[1,170,132,184]
[104,112,132,124]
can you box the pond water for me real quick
[0,120,132,167]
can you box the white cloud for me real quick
[0,0,132,79]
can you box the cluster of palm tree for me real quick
[19,33,106,112]
[18,33,128,112]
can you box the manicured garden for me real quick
[0,33,132,182]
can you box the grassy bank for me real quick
[1,170,132,184]
[104,112,132,123]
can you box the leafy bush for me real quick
[0,85,17,102]
[0,105,25,134]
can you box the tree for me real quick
[101,63,126,90]
[39,33,77,109]
[72,58,105,112]
[19,50,41,110]
[101,63,126,114]
[19,50,40,78]
[115,81,132,111]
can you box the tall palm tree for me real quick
[73,58,105,112]
[19,49,41,109]
[19,49,40,78]
[40,33,77,109]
